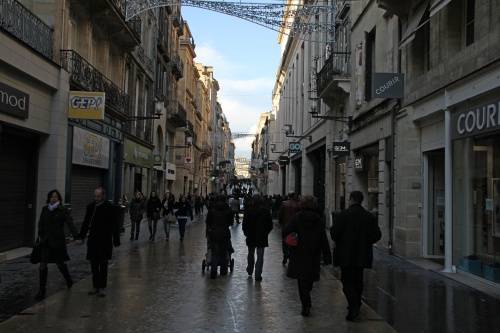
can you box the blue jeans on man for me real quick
[246,246,265,280]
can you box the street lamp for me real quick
[283,124,312,142]
[126,101,164,120]
[166,136,193,151]
[309,108,352,129]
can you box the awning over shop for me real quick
[399,0,429,49]
[430,0,452,17]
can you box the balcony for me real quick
[61,50,129,117]
[133,45,154,73]
[317,52,351,108]
[0,0,53,60]
[70,0,141,50]
[167,101,187,127]
[171,53,184,80]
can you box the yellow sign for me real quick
[68,91,105,119]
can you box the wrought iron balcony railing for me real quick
[0,0,52,60]
[316,52,351,95]
[60,50,130,117]
[109,0,141,41]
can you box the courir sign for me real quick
[372,73,404,99]
[0,82,29,119]
[451,99,500,139]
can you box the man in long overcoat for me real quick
[278,191,300,264]
[242,194,273,281]
[76,187,120,297]
[330,190,381,322]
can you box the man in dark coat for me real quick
[330,190,382,322]
[284,194,331,316]
[242,194,273,281]
[76,187,120,297]
[279,191,300,265]
[206,194,233,279]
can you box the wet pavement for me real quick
[1,208,500,332]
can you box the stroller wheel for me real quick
[202,260,206,272]
[230,258,235,272]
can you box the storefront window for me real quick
[367,155,379,216]
[453,136,500,282]
[335,158,347,210]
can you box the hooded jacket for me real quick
[284,209,332,282]
[206,201,233,241]
[242,203,273,247]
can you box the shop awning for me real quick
[430,0,452,17]
[399,0,429,49]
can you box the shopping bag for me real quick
[284,232,298,246]
[167,212,177,224]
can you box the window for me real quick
[68,10,78,50]
[465,0,475,46]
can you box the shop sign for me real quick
[451,99,500,139]
[289,142,301,154]
[124,139,152,167]
[68,91,105,120]
[72,127,110,169]
[332,142,350,156]
[372,73,404,99]
[279,156,290,165]
[354,155,368,172]
[0,82,29,119]
[153,154,162,166]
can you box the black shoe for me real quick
[282,258,288,265]
[210,272,217,279]
[88,288,99,295]
[130,235,134,241]
[99,288,106,297]
[149,235,153,241]
[346,310,359,322]
[301,307,311,316]
[255,276,262,281]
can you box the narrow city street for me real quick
[2,208,500,332]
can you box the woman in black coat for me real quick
[174,195,193,241]
[205,194,233,279]
[35,189,80,301]
[146,191,163,241]
[283,194,332,317]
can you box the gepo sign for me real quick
[0,82,29,119]
[68,91,105,120]
[372,73,404,99]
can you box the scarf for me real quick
[48,201,60,212]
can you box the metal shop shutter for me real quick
[70,165,104,229]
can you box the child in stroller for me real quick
[202,232,235,275]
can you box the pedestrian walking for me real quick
[174,195,193,241]
[34,189,80,301]
[205,194,233,279]
[329,190,381,322]
[283,194,332,317]
[228,195,240,224]
[279,191,300,265]
[161,191,175,241]
[146,191,163,242]
[129,191,146,240]
[75,187,121,297]
[242,194,273,281]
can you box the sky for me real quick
[181,3,282,161]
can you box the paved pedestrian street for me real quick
[0,212,394,332]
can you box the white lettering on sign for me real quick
[70,95,104,110]
[134,148,149,160]
[0,90,27,109]
[456,102,500,135]
[355,157,363,169]
[375,76,400,95]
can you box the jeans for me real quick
[162,217,170,238]
[210,239,229,275]
[147,218,158,237]
[90,259,108,289]
[247,246,265,278]
[131,219,141,235]
[177,218,188,238]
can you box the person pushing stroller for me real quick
[205,194,233,279]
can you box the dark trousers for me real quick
[90,259,109,289]
[298,279,313,308]
[177,218,187,238]
[281,231,290,259]
[210,240,229,275]
[340,266,364,312]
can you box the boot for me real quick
[35,268,48,301]
[130,233,134,241]
[58,264,73,289]
[135,232,139,240]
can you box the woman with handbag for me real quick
[161,191,176,241]
[35,189,80,301]
[283,194,332,317]
[146,191,163,242]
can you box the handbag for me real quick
[284,232,298,246]
[166,212,177,224]
[30,238,41,264]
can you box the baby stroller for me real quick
[202,231,235,273]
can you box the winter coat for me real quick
[146,196,163,219]
[284,209,332,282]
[79,200,120,261]
[330,203,381,269]
[174,201,193,219]
[242,204,273,247]
[129,198,146,221]
[38,205,79,248]
[206,201,233,241]
[279,198,300,229]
